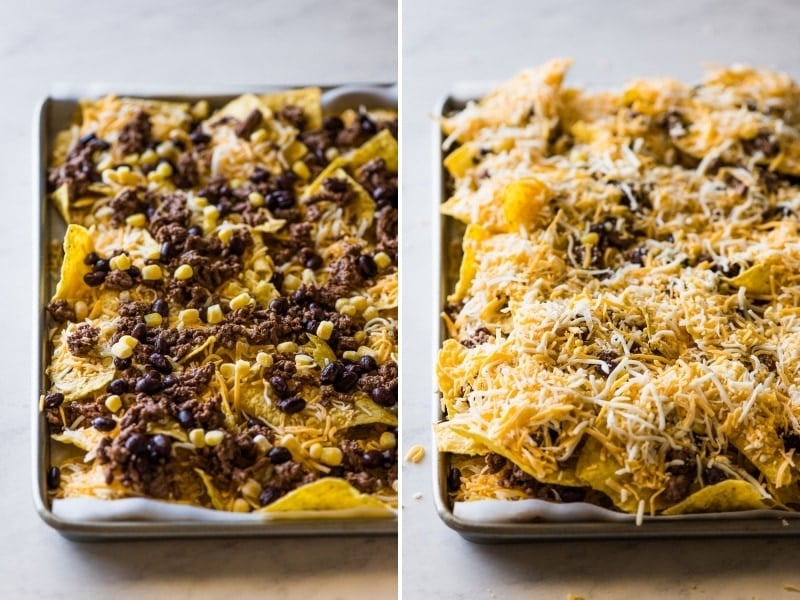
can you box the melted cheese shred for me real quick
[438,60,800,515]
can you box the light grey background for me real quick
[401,0,800,598]
[1,1,397,598]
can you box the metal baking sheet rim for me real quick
[432,91,800,542]
[33,84,398,540]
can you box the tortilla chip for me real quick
[216,93,273,122]
[434,421,490,455]
[443,143,477,178]
[349,129,398,172]
[262,477,387,512]
[50,183,71,223]
[662,480,771,515]
[261,87,323,131]
[576,437,643,513]
[52,224,93,302]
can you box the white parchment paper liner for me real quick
[53,497,395,522]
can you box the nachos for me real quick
[42,89,398,515]
[437,59,800,518]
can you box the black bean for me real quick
[135,372,163,394]
[323,115,344,132]
[163,374,178,388]
[447,467,462,492]
[268,446,292,464]
[334,368,359,393]
[370,385,396,407]
[94,258,110,272]
[359,114,377,135]
[362,449,382,469]
[151,298,169,317]
[304,319,319,334]
[187,225,203,237]
[381,448,397,469]
[113,357,131,370]
[108,378,129,395]
[249,167,270,183]
[46,466,61,490]
[190,130,211,145]
[266,189,294,210]
[83,252,99,266]
[228,236,246,256]
[320,362,342,385]
[44,392,64,409]
[290,289,307,305]
[357,254,378,278]
[83,270,107,287]
[358,355,377,373]
[177,408,194,429]
[304,253,323,270]
[128,265,141,279]
[160,241,175,263]
[147,434,172,461]
[124,432,147,454]
[277,396,307,414]
[259,484,281,506]
[131,322,147,342]
[92,416,116,432]
[269,296,289,314]
[269,375,290,399]
[148,352,173,374]
[275,172,297,190]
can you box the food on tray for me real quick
[42,88,398,515]
[436,58,800,518]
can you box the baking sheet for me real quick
[33,84,398,539]
[432,90,800,541]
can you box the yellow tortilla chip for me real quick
[261,477,387,512]
[576,437,643,513]
[349,129,398,172]
[260,87,323,131]
[216,93,273,122]
[435,421,490,455]
[50,183,71,223]
[663,480,771,515]
[52,224,93,302]
[502,178,552,231]
[444,143,477,178]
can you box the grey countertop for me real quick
[2,1,396,598]
[400,0,800,598]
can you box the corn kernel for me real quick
[139,149,158,165]
[116,165,131,174]
[111,342,133,360]
[174,264,194,280]
[144,312,163,327]
[232,498,251,513]
[363,306,379,321]
[320,447,343,467]
[379,431,397,449]
[374,252,392,270]
[218,227,234,245]
[229,292,252,311]
[191,100,209,120]
[351,296,368,313]
[301,268,315,284]
[205,430,225,446]
[335,298,350,312]
[156,141,175,157]
[316,320,334,340]
[109,254,131,271]
[308,443,323,460]
[147,248,162,260]
[343,350,360,362]
[253,434,271,454]
[256,352,273,368]
[74,300,89,322]
[277,341,298,354]
[236,359,250,376]
[104,394,122,413]
[581,232,600,245]
[203,205,219,220]
[325,147,339,161]
[141,264,162,281]
[119,335,139,350]
[250,129,268,144]
[206,304,224,324]
[340,304,357,317]
[179,308,199,324]
[219,363,235,379]
[194,196,209,208]
[248,191,265,207]
[241,479,262,499]
[354,331,366,344]
[282,273,300,292]
[292,160,310,180]
[156,161,173,178]
[405,444,426,464]
[294,354,314,367]
[125,213,146,228]
[358,346,377,358]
